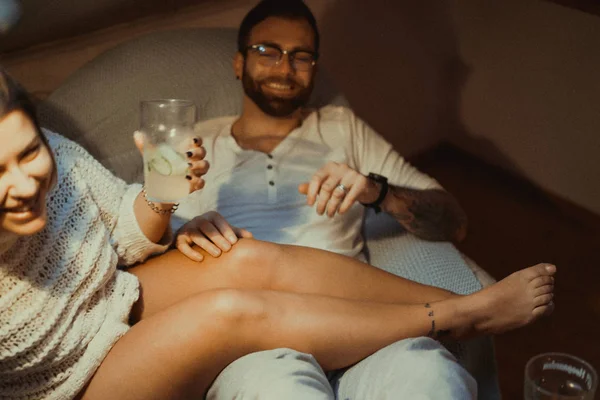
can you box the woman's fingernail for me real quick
[186,175,192,180]
[186,151,193,158]
[193,137,199,144]
[228,235,238,243]
[188,162,192,167]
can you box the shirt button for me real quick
[267,165,273,170]
[269,181,275,186]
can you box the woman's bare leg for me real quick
[130,238,454,320]
[83,263,555,400]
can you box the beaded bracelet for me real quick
[141,186,179,215]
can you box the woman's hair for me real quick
[0,66,56,183]
[237,0,320,56]
[0,66,44,136]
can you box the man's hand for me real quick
[176,211,253,262]
[298,162,381,217]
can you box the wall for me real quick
[449,0,600,215]
[2,0,599,215]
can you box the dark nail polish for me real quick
[186,175,192,180]
[193,138,199,144]
[186,151,193,158]
[188,162,192,167]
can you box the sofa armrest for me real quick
[362,210,483,294]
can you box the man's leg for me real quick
[330,338,477,400]
[207,349,334,400]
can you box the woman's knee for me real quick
[225,239,285,285]
[192,289,269,329]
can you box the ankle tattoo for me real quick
[424,303,451,339]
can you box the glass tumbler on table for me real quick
[525,352,597,400]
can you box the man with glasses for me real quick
[174,0,475,399]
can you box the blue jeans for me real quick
[206,337,477,400]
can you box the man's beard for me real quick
[242,66,313,118]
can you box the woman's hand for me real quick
[134,131,209,196]
[184,137,209,193]
[176,211,253,262]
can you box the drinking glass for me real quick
[140,99,196,203]
[525,352,598,399]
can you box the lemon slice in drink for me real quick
[148,144,188,176]
[148,156,172,175]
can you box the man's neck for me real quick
[232,97,304,154]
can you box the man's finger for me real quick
[306,171,327,206]
[338,177,365,214]
[298,182,309,195]
[316,176,339,215]
[326,184,347,217]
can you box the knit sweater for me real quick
[0,130,171,399]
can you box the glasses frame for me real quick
[244,43,318,71]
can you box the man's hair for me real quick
[237,0,320,55]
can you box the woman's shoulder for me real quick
[42,128,93,160]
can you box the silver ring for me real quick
[335,184,348,194]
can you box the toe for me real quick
[532,276,554,288]
[534,284,554,297]
[533,301,555,318]
[534,293,554,307]
[526,263,557,281]
[541,263,557,275]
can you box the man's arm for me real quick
[298,160,468,242]
[377,184,468,242]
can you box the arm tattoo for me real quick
[425,303,452,340]
[384,187,467,242]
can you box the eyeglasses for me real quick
[245,44,318,72]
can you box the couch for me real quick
[38,28,501,399]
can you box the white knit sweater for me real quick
[0,131,171,399]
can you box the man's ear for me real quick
[233,52,244,80]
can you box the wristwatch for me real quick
[360,173,388,213]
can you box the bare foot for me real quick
[449,263,556,338]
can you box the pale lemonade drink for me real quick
[140,100,196,203]
[144,137,192,203]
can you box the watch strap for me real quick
[360,173,388,213]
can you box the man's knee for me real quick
[334,338,477,399]
[207,348,334,400]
